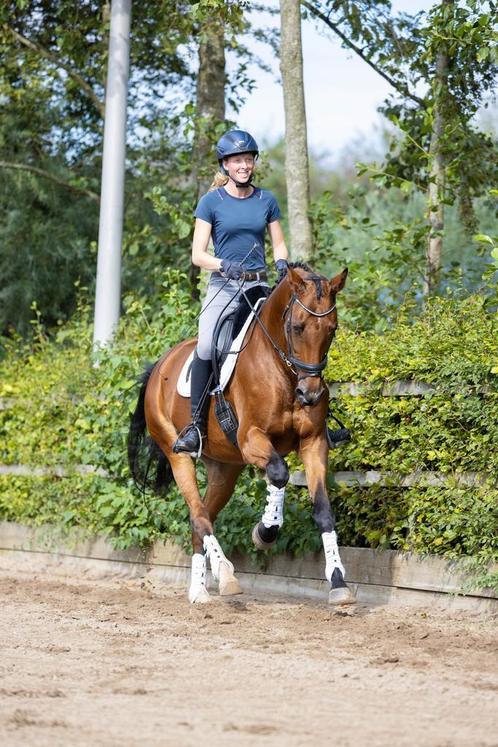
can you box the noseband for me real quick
[283,286,336,379]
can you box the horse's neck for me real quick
[258,282,289,348]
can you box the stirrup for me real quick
[327,408,351,449]
[172,423,204,458]
[327,427,351,449]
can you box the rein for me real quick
[241,275,336,380]
[240,288,297,374]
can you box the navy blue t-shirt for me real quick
[194,186,281,271]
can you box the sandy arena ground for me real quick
[0,554,497,747]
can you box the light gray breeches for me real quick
[197,275,269,361]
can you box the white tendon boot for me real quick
[322,530,346,582]
[252,485,285,550]
[322,531,355,605]
[188,553,211,604]
[203,534,242,596]
[261,485,285,528]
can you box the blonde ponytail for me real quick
[209,171,229,190]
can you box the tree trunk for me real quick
[189,19,225,298]
[280,0,312,260]
[424,3,451,296]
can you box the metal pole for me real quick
[93,0,132,348]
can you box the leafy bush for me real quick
[326,295,498,588]
[0,277,496,589]
[308,186,498,331]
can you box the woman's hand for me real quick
[220,260,244,280]
[275,258,288,280]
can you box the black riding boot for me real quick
[173,354,213,456]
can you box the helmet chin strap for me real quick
[228,173,254,189]
[220,160,255,190]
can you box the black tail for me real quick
[127,364,174,496]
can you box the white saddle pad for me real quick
[177,297,266,398]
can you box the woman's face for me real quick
[223,152,255,184]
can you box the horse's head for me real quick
[284,265,348,407]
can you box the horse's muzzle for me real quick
[295,380,325,407]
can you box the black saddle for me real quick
[211,284,270,383]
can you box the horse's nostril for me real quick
[296,386,313,405]
[296,385,323,406]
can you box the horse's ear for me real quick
[287,265,306,294]
[329,267,348,294]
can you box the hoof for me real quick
[328,585,357,606]
[219,561,242,596]
[188,585,212,604]
[251,523,278,551]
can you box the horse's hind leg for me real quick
[163,454,213,603]
[143,358,237,603]
[167,453,243,603]
[200,459,244,597]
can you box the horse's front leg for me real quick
[238,426,288,550]
[299,436,356,606]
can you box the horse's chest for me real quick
[268,408,293,434]
[292,406,321,438]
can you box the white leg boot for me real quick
[203,534,242,596]
[188,553,211,604]
[261,485,285,529]
[252,485,285,550]
[322,530,346,582]
[322,531,356,606]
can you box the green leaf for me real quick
[473,234,494,246]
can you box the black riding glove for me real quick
[220,260,244,280]
[275,259,288,280]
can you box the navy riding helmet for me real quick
[216,129,259,175]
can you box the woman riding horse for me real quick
[172,128,289,457]
[128,131,355,606]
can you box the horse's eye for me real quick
[292,323,304,335]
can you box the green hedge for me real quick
[0,278,496,588]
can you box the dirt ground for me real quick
[0,554,497,747]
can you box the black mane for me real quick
[288,260,313,273]
[273,261,326,299]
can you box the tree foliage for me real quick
[0,0,251,332]
[304,0,498,290]
[0,1,496,332]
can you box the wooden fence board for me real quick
[1,522,495,605]
[290,470,488,488]
[329,381,436,397]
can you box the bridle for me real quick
[241,275,336,380]
[282,286,336,380]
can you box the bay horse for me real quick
[128,263,356,606]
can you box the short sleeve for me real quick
[267,193,282,223]
[194,193,213,224]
